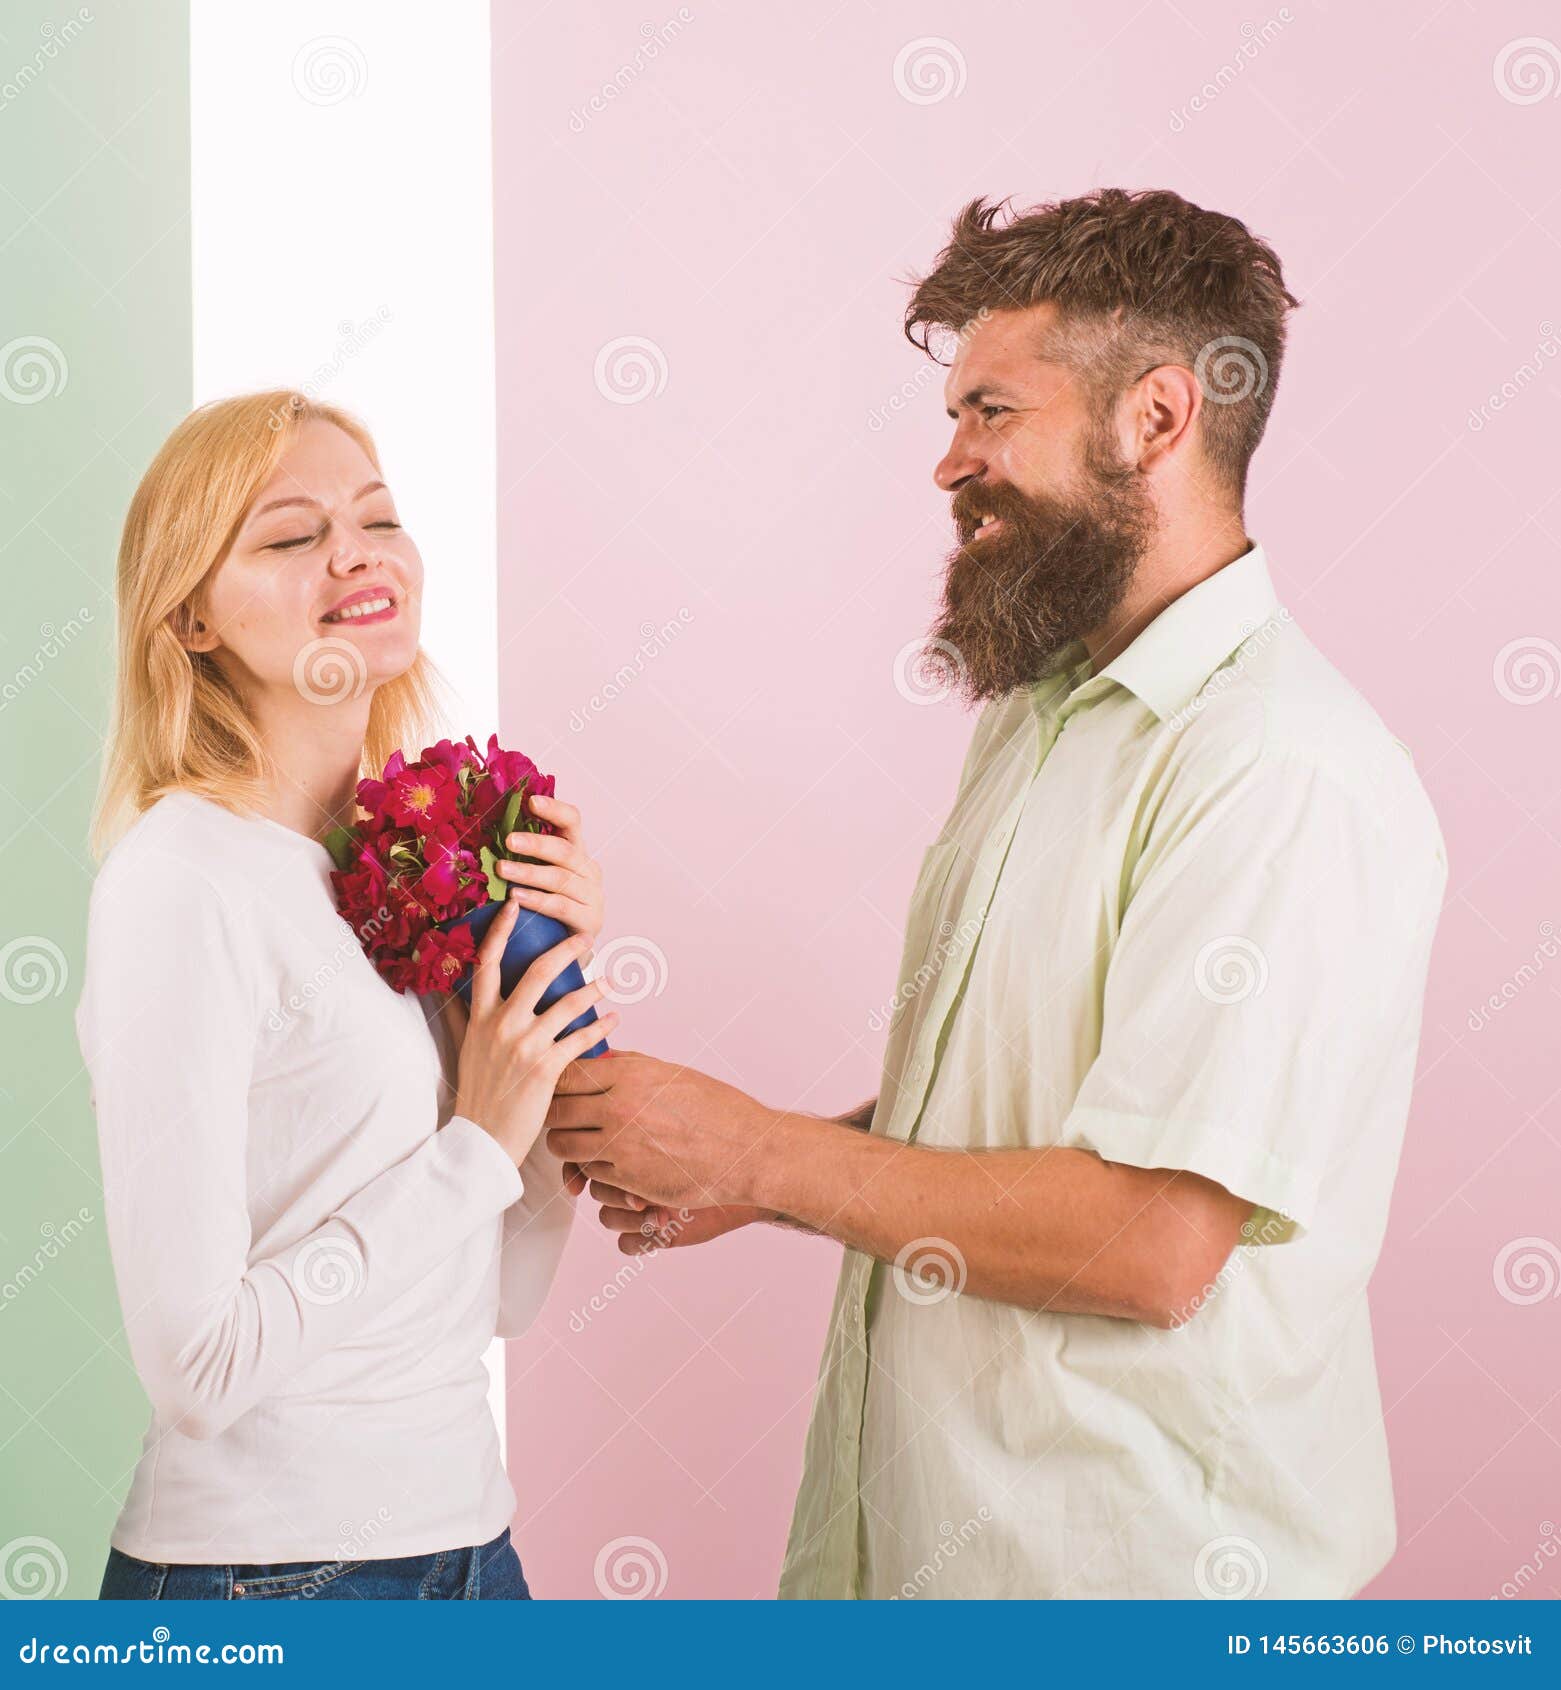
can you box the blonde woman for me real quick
[77,392,617,1601]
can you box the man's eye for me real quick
[981,404,1009,420]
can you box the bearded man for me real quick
[545,189,1448,1600]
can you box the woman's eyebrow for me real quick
[249,479,387,520]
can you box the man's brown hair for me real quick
[904,189,1300,497]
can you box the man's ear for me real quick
[169,601,220,653]
[1131,363,1202,473]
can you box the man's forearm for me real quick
[764,1097,877,1234]
[739,1113,1251,1326]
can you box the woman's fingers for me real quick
[502,884,600,931]
[526,794,583,846]
[550,1011,618,1068]
[599,1203,662,1235]
[470,893,522,1015]
[496,848,603,934]
[502,829,591,869]
[494,858,590,896]
[505,930,592,1018]
[498,813,602,933]
[533,976,606,1043]
[588,1178,646,1210]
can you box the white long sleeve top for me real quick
[75,789,574,1564]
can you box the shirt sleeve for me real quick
[76,850,524,1441]
[494,1137,577,1339]
[1058,748,1444,1240]
[416,959,577,1340]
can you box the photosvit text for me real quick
[1226,1633,1534,1657]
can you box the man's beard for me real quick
[923,433,1155,705]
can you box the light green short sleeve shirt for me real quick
[779,545,1447,1600]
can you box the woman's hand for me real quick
[581,1174,771,1257]
[490,795,605,940]
[453,893,619,1168]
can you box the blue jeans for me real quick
[98,1526,531,1600]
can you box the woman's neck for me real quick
[251,688,373,841]
[264,762,363,842]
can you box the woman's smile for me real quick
[320,586,399,626]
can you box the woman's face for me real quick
[191,419,423,705]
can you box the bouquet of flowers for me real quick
[324,735,607,1053]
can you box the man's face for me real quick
[926,304,1154,702]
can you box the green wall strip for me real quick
[0,0,191,1599]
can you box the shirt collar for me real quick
[1036,542,1282,724]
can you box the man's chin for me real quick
[931,569,1124,702]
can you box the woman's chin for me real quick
[339,621,421,670]
[370,636,424,685]
[288,621,423,703]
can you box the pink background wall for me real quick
[492,1,1561,1598]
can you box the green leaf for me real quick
[323,825,358,871]
[497,787,525,848]
[478,844,507,902]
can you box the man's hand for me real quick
[558,1091,879,1251]
[545,1050,776,1210]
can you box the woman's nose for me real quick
[327,537,373,574]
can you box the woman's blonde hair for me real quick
[90,389,444,858]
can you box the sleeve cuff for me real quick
[1061,1106,1317,1240]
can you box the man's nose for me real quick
[934,422,987,493]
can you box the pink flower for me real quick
[479,734,540,800]
[356,749,407,823]
[409,924,477,996]
[417,824,482,914]
[422,738,483,781]
[385,762,460,831]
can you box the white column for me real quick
[189,0,505,1453]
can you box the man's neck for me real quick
[1081,520,1252,669]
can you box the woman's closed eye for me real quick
[266,519,401,551]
